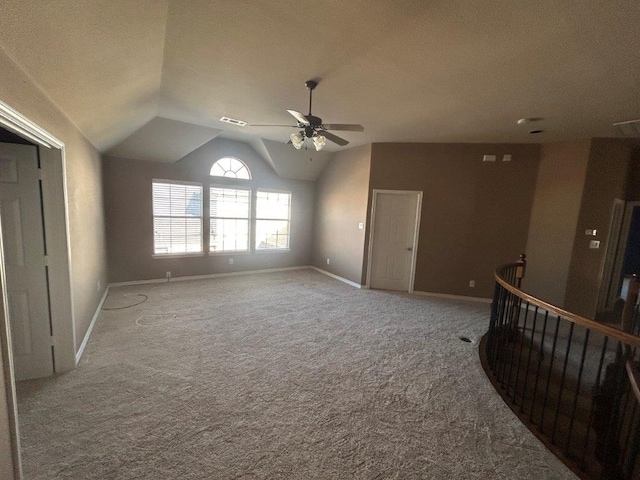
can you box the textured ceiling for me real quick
[0,0,639,161]
[0,0,167,151]
[105,117,222,163]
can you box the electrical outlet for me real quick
[166,271,171,278]
[229,258,234,265]
[326,258,330,265]
[469,280,475,288]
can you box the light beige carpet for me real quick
[16,270,577,479]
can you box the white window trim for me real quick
[209,183,252,191]
[150,180,295,257]
[152,179,204,256]
[209,157,252,179]
[153,178,202,187]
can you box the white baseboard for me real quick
[108,278,169,287]
[109,267,493,304]
[75,286,110,366]
[310,267,362,289]
[108,265,311,288]
[413,290,492,304]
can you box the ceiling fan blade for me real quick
[287,110,310,125]
[322,131,349,147]
[322,123,364,132]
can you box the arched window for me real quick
[210,157,251,179]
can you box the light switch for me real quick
[358,222,364,230]
[483,155,496,162]
[585,229,598,236]
[502,154,512,162]
[589,240,600,249]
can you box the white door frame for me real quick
[597,198,626,312]
[365,189,422,293]
[0,99,75,479]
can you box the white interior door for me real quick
[0,142,53,380]
[369,191,421,292]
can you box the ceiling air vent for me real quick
[613,119,640,137]
[219,116,247,127]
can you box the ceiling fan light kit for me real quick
[289,131,327,151]
[290,132,304,149]
[253,80,364,151]
[313,134,327,150]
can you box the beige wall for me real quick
[0,51,108,354]
[369,143,540,298]
[312,145,371,284]
[524,141,590,306]
[565,138,640,317]
[104,138,315,282]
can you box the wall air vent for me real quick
[219,116,247,127]
[613,119,640,137]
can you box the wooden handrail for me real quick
[494,263,640,349]
[489,259,640,478]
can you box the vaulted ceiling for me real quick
[1,1,639,175]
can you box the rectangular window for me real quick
[255,190,291,250]
[152,181,203,255]
[210,187,250,252]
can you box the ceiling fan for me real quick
[252,80,364,151]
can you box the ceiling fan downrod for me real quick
[305,80,317,116]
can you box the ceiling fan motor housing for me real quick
[304,115,322,127]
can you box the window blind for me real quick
[152,181,203,255]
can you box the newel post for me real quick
[621,274,640,334]
[515,254,527,289]
[508,254,527,332]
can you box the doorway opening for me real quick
[0,101,74,479]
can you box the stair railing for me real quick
[482,256,640,480]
